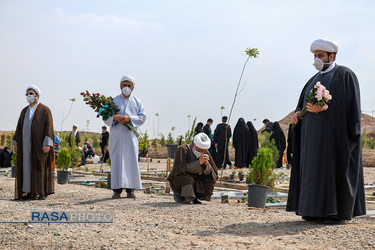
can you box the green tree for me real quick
[167,132,174,144]
[159,134,166,147]
[151,139,158,152]
[92,134,100,148]
[138,132,149,157]
[260,131,279,168]
[185,117,197,144]
[1,134,5,146]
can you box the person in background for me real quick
[68,124,80,147]
[194,122,204,135]
[100,125,109,162]
[214,116,232,169]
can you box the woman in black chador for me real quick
[233,118,250,168]
[246,121,258,166]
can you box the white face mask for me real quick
[313,57,332,71]
[122,86,132,96]
[192,147,201,158]
[26,94,36,104]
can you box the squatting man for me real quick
[168,133,218,204]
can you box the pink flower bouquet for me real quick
[294,81,332,126]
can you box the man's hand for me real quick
[13,145,17,153]
[114,115,131,124]
[42,145,50,153]
[306,103,327,113]
[291,111,301,125]
[199,152,209,165]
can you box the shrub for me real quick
[260,131,279,168]
[56,148,72,170]
[246,148,275,186]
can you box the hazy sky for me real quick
[1,0,374,138]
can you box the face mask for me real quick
[26,95,36,104]
[192,147,201,158]
[313,57,331,71]
[122,86,132,96]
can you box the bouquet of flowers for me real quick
[81,90,141,139]
[294,81,332,126]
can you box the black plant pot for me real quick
[247,184,270,208]
[107,173,111,190]
[238,173,244,181]
[166,144,178,159]
[11,165,16,178]
[229,174,234,180]
[57,170,69,184]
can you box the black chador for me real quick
[233,118,250,168]
[246,121,258,166]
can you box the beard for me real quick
[322,58,332,71]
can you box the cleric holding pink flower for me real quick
[103,75,146,199]
[287,39,366,224]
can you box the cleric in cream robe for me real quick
[287,39,366,224]
[104,75,146,199]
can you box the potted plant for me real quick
[56,148,71,184]
[238,170,244,181]
[230,170,236,180]
[10,152,17,178]
[246,147,277,208]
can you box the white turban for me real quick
[73,124,78,128]
[26,85,41,96]
[193,133,211,150]
[120,75,136,86]
[310,39,339,54]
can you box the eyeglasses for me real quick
[25,93,34,96]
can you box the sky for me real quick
[0,0,374,139]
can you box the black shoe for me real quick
[302,216,320,222]
[321,218,345,225]
[193,198,202,204]
[22,193,31,200]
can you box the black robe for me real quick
[233,118,250,168]
[194,122,204,135]
[286,124,294,166]
[273,121,286,168]
[247,121,258,166]
[286,65,366,220]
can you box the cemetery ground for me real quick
[0,160,375,249]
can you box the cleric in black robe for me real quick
[287,39,366,223]
[233,118,250,168]
[246,121,258,166]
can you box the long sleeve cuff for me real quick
[43,136,53,146]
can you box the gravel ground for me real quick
[0,162,375,249]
